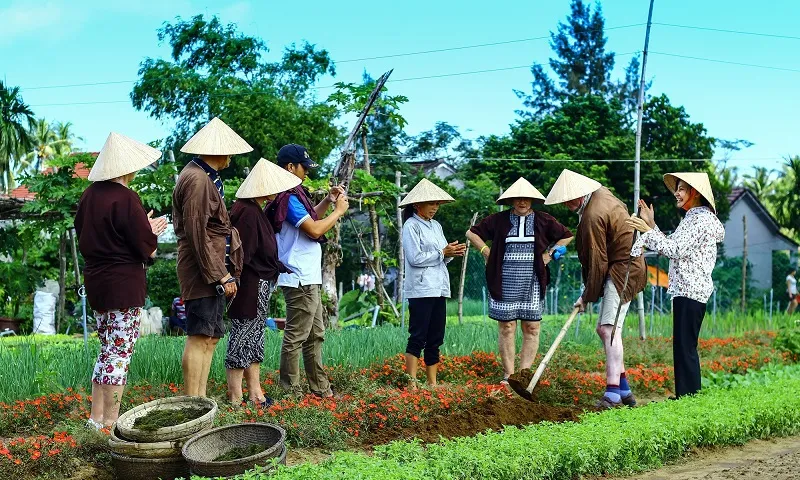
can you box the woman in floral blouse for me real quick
[627,172,725,398]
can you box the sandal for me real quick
[621,392,637,407]
[252,397,274,409]
[595,395,623,410]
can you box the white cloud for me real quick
[0,1,69,43]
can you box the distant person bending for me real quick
[786,269,798,315]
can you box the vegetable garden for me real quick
[1,314,798,479]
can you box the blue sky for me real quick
[1,0,798,176]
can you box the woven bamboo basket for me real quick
[116,396,217,443]
[110,451,190,480]
[182,423,286,478]
[108,424,209,458]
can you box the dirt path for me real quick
[621,435,800,480]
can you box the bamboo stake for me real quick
[458,212,479,324]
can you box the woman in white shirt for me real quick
[627,172,725,398]
[400,179,465,389]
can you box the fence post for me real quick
[712,287,717,335]
[769,288,773,325]
[371,305,380,328]
[649,285,655,336]
[482,287,487,322]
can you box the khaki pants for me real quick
[279,284,331,395]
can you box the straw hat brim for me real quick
[180,117,254,156]
[236,158,302,198]
[663,172,716,213]
[88,132,162,182]
[544,169,602,205]
[399,178,455,207]
[497,177,546,205]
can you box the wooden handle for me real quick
[526,307,581,393]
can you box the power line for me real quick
[30,53,641,108]
[650,51,800,73]
[22,80,136,91]
[368,154,783,163]
[654,22,800,41]
[21,24,644,92]
[337,23,645,63]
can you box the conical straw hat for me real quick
[88,132,162,182]
[180,117,253,155]
[399,178,455,207]
[663,172,716,213]
[544,169,602,205]
[236,158,302,198]
[497,177,546,205]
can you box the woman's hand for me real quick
[147,210,168,236]
[443,241,466,258]
[637,199,655,228]
[542,251,552,265]
[626,215,652,234]
[481,246,490,261]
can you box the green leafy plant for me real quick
[774,324,800,362]
[146,259,179,313]
[0,260,42,318]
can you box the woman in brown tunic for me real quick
[74,132,166,428]
[225,158,300,407]
[466,178,573,387]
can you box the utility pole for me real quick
[741,215,747,312]
[396,170,406,328]
[633,0,656,340]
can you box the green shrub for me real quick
[774,325,800,362]
[146,258,179,313]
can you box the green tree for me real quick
[0,81,35,192]
[516,0,642,119]
[742,166,776,204]
[131,15,341,178]
[774,156,800,237]
[327,73,409,181]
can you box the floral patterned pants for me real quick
[92,307,143,386]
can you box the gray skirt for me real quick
[225,279,274,370]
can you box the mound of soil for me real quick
[507,368,537,398]
[366,395,582,446]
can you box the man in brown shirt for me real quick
[545,169,646,409]
[173,117,250,397]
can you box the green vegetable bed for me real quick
[218,364,800,480]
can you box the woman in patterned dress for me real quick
[226,158,300,407]
[628,172,725,398]
[466,178,573,387]
[74,133,167,429]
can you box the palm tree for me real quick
[742,166,776,203]
[774,157,800,234]
[0,81,35,192]
[53,121,83,156]
[15,119,84,176]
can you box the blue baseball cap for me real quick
[276,144,319,169]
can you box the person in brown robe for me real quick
[545,169,646,409]
[225,158,300,407]
[173,117,250,397]
[75,132,167,429]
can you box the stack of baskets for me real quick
[109,396,217,480]
[182,423,287,478]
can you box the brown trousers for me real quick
[279,284,331,395]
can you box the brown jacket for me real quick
[576,187,646,304]
[173,162,243,301]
